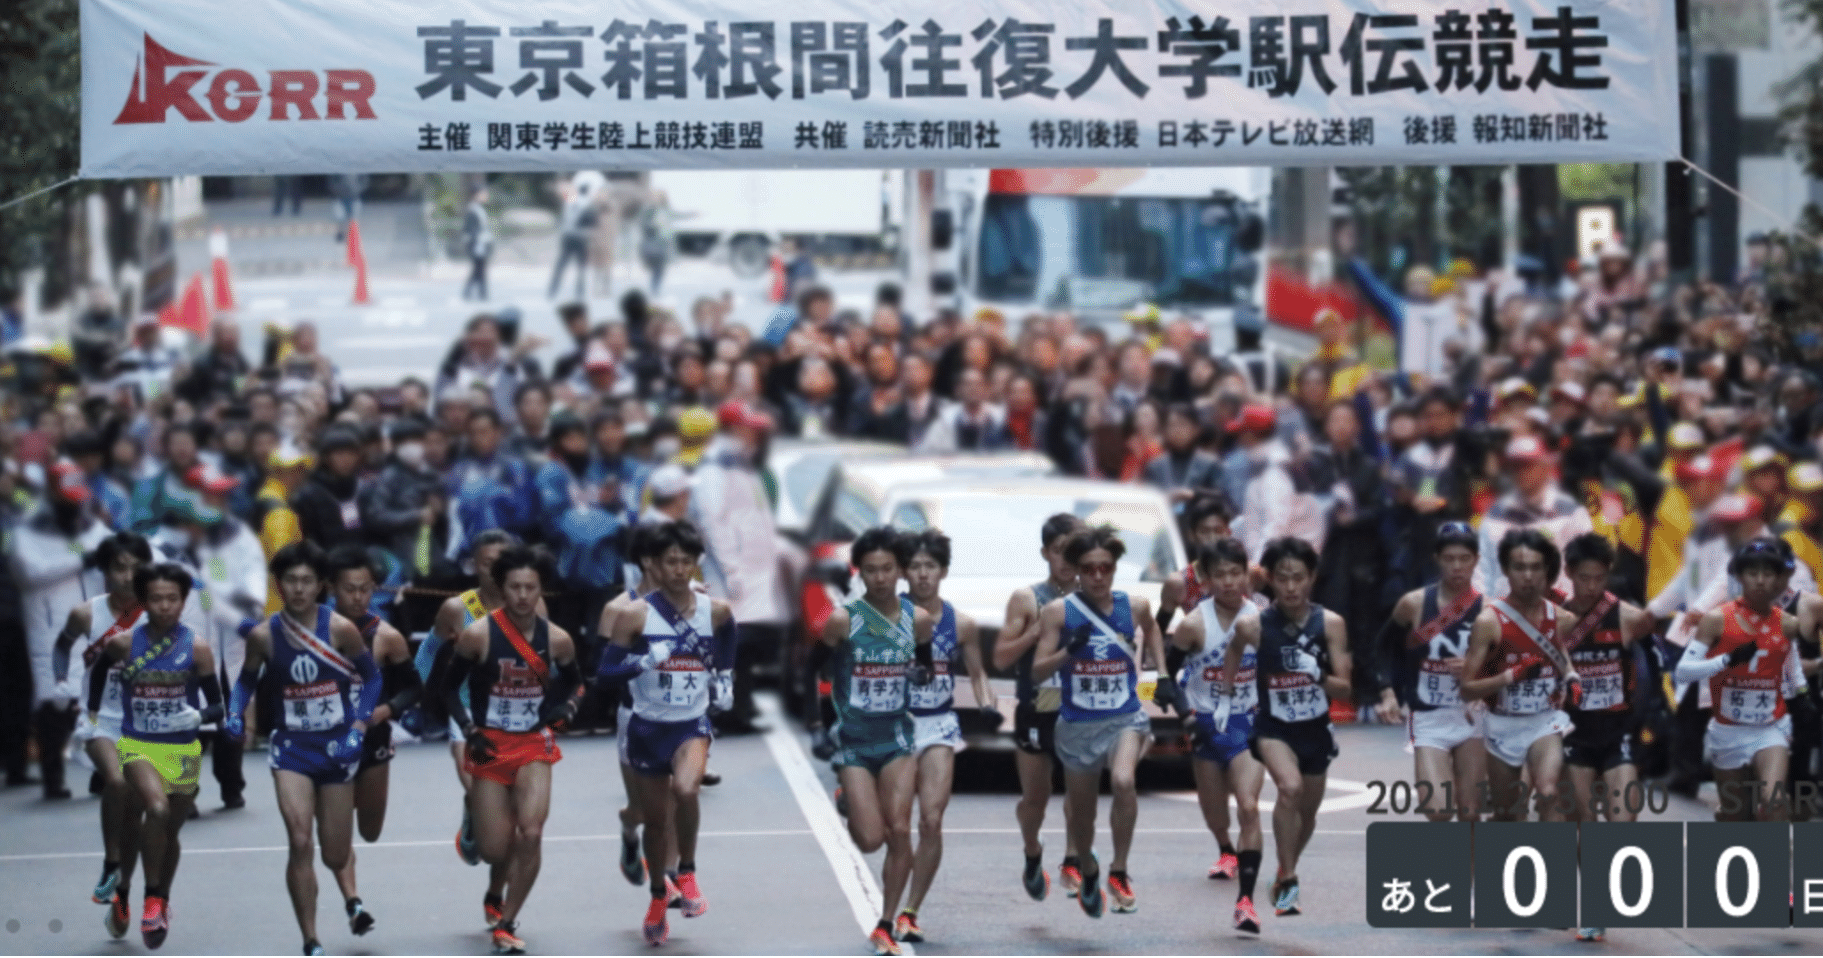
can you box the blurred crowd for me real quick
[3,233,1821,801]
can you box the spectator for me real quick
[129,421,204,533]
[178,320,252,407]
[446,407,534,557]
[112,316,185,401]
[463,185,493,301]
[507,381,554,459]
[781,356,845,439]
[1308,400,1387,696]
[254,441,308,612]
[359,418,445,580]
[536,413,627,637]
[847,342,907,442]
[1143,402,1222,505]
[550,302,592,383]
[434,314,523,428]
[691,401,782,733]
[182,463,265,808]
[64,429,130,530]
[1474,435,1595,597]
[290,427,368,551]
[922,367,1008,453]
[1230,403,1298,567]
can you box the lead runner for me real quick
[442,546,584,955]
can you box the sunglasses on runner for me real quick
[1076,561,1116,577]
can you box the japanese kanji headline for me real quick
[80,0,1678,176]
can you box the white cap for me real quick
[647,464,690,499]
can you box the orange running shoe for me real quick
[643,896,670,946]
[1234,895,1260,934]
[1060,858,1084,898]
[105,893,130,939]
[675,872,707,918]
[491,919,525,954]
[141,894,169,950]
[484,893,504,929]
[893,910,924,943]
[868,924,901,956]
[1209,852,1239,880]
[1108,872,1137,913]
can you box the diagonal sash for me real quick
[646,590,711,669]
[84,602,144,668]
[1490,598,1572,676]
[1411,587,1481,647]
[1562,592,1619,652]
[1065,594,1138,660]
[277,609,358,679]
[490,609,549,684]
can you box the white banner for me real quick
[80,0,1679,176]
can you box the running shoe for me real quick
[1576,928,1606,943]
[304,940,325,956]
[1060,857,1083,898]
[105,893,129,939]
[456,809,480,866]
[491,920,526,955]
[834,786,849,818]
[868,924,901,956]
[665,873,683,909]
[1272,878,1301,917]
[676,872,707,918]
[620,831,646,885]
[92,863,119,904]
[1108,872,1137,913]
[1208,852,1239,880]
[893,910,924,943]
[642,896,669,946]
[141,894,169,950]
[346,897,375,936]
[702,769,722,787]
[484,893,504,929]
[1021,855,1049,901]
[1234,896,1260,934]
[1078,873,1105,918]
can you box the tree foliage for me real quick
[1767,0,1823,348]
[0,0,85,305]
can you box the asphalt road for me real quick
[4,693,1821,956]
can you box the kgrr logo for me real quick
[114,32,376,124]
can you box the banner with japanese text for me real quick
[80,0,1679,176]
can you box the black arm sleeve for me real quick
[197,674,224,725]
[539,657,584,726]
[1372,616,1408,703]
[803,641,834,726]
[384,658,422,720]
[444,654,478,734]
[1164,644,1187,682]
[915,636,934,670]
[1156,605,1177,634]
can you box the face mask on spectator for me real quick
[396,441,425,468]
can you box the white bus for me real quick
[936,167,1269,354]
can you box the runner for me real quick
[807,526,935,956]
[442,546,584,955]
[1373,521,1486,823]
[225,542,385,956]
[597,524,671,893]
[1460,529,1580,824]
[53,532,150,912]
[894,528,997,944]
[597,520,735,946]
[87,562,225,951]
[419,529,532,926]
[324,547,422,842]
[1220,536,1350,919]
[1674,538,1808,823]
[990,513,1083,900]
[1032,524,1180,919]
[1170,537,1266,933]
[1558,532,1656,944]
[1156,496,1235,633]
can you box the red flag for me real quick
[161,273,210,337]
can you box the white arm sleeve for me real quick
[1673,640,1729,685]
[1785,645,1806,699]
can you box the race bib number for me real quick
[1576,661,1625,712]
[649,657,709,711]
[128,684,191,735]
[1497,677,1554,716]
[487,683,543,733]
[849,663,906,714]
[283,680,346,733]
[99,669,125,718]
[909,662,954,711]
[1718,684,1780,726]
[1267,673,1328,723]
[1203,663,1257,712]
[1070,660,1131,712]
[1417,659,1462,709]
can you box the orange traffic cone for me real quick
[209,228,235,311]
[160,273,210,337]
[347,220,370,305]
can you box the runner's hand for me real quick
[164,706,204,734]
[907,664,933,686]
[711,670,735,714]
[809,724,836,761]
[1065,624,1095,656]
[1212,694,1231,734]
[639,640,674,671]
[1726,640,1758,668]
[1152,675,1184,715]
[1375,688,1404,725]
[975,705,1004,730]
[224,708,244,741]
[540,696,578,731]
[1508,653,1546,683]
[1564,677,1584,710]
[326,726,364,761]
[466,729,497,764]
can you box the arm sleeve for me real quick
[443,653,478,733]
[1373,616,1408,699]
[87,649,113,713]
[1785,645,1806,698]
[384,658,422,718]
[197,674,225,724]
[711,616,739,674]
[1672,640,1729,685]
[595,642,645,682]
[353,650,383,724]
[540,657,584,726]
[228,664,259,727]
[1164,643,1187,682]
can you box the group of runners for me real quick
[45,503,1820,955]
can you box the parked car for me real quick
[880,477,1191,758]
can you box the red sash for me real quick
[1561,592,1619,652]
[490,609,549,684]
[278,610,358,678]
[83,602,144,668]
[1411,587,1481,647]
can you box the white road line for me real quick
[757,694,913,954]
[0,830,818,862]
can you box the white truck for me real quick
[933,167,1270,354]
[646,169,902,276]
